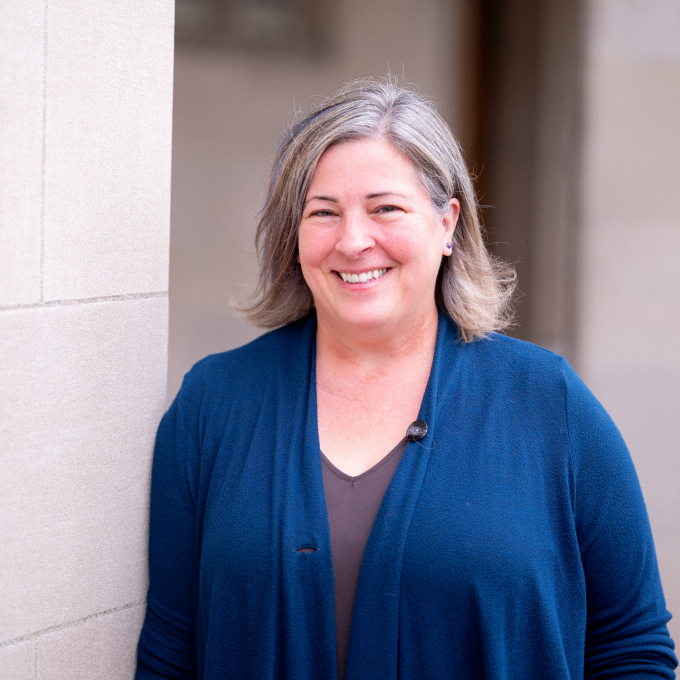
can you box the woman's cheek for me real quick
[299,232,338,279]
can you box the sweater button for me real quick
[406,420,428,441]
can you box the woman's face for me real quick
[298,137,459,338]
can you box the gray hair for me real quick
[236,77,515,341]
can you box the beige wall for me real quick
[169,0,465,400]
[0,0,173,676]
[579,0,680,642]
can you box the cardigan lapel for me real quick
[344,313,456,680]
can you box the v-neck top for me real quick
[320,438,408,680]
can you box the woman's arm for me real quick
[563,363,678,678]
[136,380,202,679]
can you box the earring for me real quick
[445,241,453,249]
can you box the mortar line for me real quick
[38,0,49,303]
[0,291,167,313]
[0,599,147,649]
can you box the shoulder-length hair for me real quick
[236,77,515,342]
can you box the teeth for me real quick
[339,268,387,283]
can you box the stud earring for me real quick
[445,241,453,249]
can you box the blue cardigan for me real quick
[136,313,677,679]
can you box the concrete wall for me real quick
[0,1,174,676]
[579,0,680,642]
[168,0,465,400]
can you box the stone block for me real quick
[0,0,44,305]
[0,639,34,680]
[42,0,174,300]
[37,605,145,680]
[0,297,167,640]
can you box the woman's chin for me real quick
[319,303,411,338]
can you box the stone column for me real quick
[0,1,173,677]
[579,0,680,641]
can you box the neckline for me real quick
[320,437,408,482]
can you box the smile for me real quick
[337,268,388,283]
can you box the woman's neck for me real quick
[315,305,439,387]
[314,306,439,475]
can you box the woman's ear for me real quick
[442,198,461,255]
[445,198,461,238]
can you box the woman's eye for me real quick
[376,205,401,214]
[310,209,335,217]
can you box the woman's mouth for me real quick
[337,268,389,284]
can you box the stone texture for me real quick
[41,0,174,300]
[0,0,44,306]
[37,605,145,680]
[0,298,167,641]
[0,639,34,680]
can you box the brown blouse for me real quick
[320,438,408,680]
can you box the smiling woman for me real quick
[298,137,460,480]
[136,78,677,680]
[238,78,514,340]
[298,138,458,337]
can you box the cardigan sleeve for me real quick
[136,375,202,679]
[562,362,677,678]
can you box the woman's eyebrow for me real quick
[303,192,409,208]
[305,195,337,205]
[366,192,409,199]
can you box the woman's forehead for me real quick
[307,138,424,197]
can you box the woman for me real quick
[136,79,677,679]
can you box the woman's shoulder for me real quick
[177,315,315,405]
[473,329,564,363]
[461,330,625,458]
[194,318,308,369]
[446,327,611,433]
[450,326,573,390]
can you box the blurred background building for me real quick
[1,0,678,675]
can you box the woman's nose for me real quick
[335,211,375,257]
